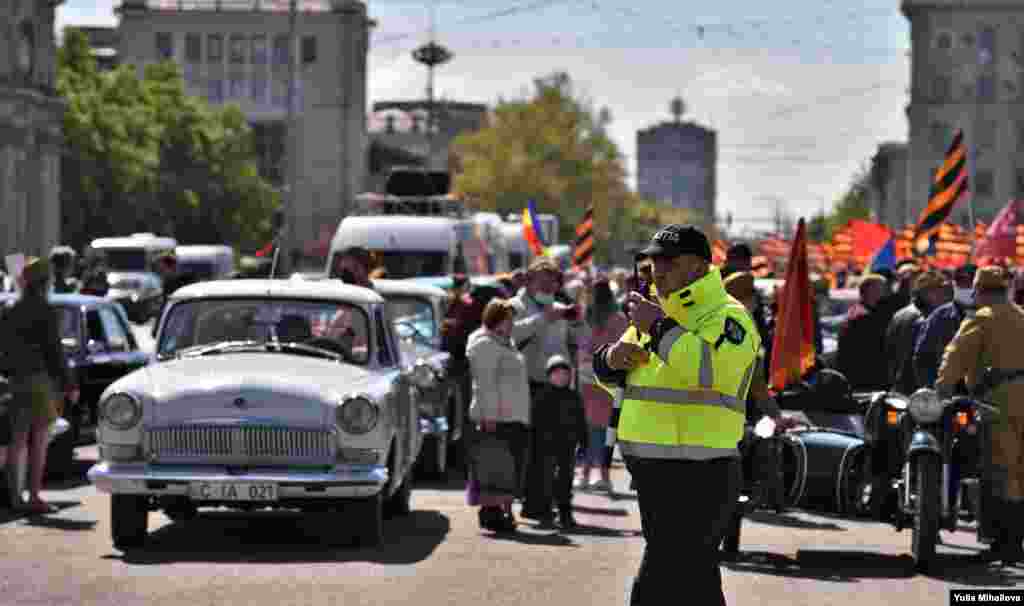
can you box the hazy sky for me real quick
[57,0,910,232]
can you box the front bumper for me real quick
[87,461,389,500]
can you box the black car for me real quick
[0,293,149,474]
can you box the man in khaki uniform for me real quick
[936,266,1024,563]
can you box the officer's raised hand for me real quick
[607,341,649,371]
[626,291,664,335]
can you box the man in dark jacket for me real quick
[913,263,977,388]
[836,274,897,391]
[885,271,951,395]
[152,253,199,337]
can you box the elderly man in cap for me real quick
[329,246,375,290]
[936,266,1024,563]
[512,257,578,520]
[913,263,978,389]
[593,224,759,606]
[885,270,951,396]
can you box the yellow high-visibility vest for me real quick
[617,268,760,460]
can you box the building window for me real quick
[932,76,951,102]
[183,64,200,89]
[930,122,949,151]
[251,77,267,104]
[978,120,997,150]
[230,35,246,64]
[935,31,952,50]
[1016,169,1024,196]
[301,36,317,64]
[207,34,223,63]
[385,115,396,134]
[979,26,996,64]
[961,32,976,48]
[156,32,174,60]
[975,170,994,196]
[207,78,224,104]
[978,75,996,102]
[1017,122,1024,152]
[229,76,245,99]
[273,35,289,65]
[251,35,267,65]
[185,34,201,63]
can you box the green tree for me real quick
[811,165,872,241]
[451,72,632,264]
[58,28,277,252]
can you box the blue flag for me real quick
[870,238,896,272]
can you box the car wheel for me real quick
[111,494,149,550]
[352,493,384,547]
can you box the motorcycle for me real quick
[838,391,909,519]
[892,388,992,572]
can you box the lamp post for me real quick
[278,0,300,275]
[412,37,453,170]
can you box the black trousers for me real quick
[626,456,741,606]
[525,438,579,512]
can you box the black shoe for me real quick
[972,542,1023,564]
[558,507,577,530]
[479,507,504,531]
[520,508,553,521]
[496,513,518,533]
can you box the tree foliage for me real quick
[452,72,638,264]
[809,165,872,241]
[58,28,278,252]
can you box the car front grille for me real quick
[146,425,336,464]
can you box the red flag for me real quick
[255,241,275,258]
[847,220,892,266]
[769,218,816,391]
[976,200,1021,260]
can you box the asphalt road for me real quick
[1,321,1017,605]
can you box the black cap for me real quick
[339,246,371,265]
[638,224,712,261]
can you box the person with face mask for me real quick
[593,224,759,606]
[913,263,977,389]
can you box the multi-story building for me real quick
[366,99,487,191]
[636,99,717,226]
[1,0,65,258]
[116,0,372,267]
[866,142,910,228]
[903,0,1024,224]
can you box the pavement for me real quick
[0,445,1020,606]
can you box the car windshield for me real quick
[178,260,216,280]
[368,251,447,279]
[387,296,436,343]
[101,248,148,272]
[157,298,371,364]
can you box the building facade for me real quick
[366,100,487,191]
[79,26,120,72]
[867,141,910,228]
[0,0,65,259]
[636,117,717,225]
[116,0,372,266]
[903,0,1024,225]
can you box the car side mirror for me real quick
[86,339,106,355]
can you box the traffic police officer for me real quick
[594,224,760,606]
[936,266,1024,563]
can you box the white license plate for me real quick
[188,482,278,502]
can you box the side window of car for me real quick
[110,306,138,351]
[86,310,107,348]
[98,307,129,352]
[376,308,395,367]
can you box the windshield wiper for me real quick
[271,341,344,361]
[176,340,266,358]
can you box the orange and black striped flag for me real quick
[573,206,594,268]
[913,129,969,252]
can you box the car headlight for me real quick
[337,397,379,434]
[411,362,436,389]
[101,393,142,430]
[908,388,944,424]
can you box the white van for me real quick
[89,233,177,321]
[175,245,236,281]
[327,193,506,279]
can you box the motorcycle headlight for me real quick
[337,397,379,435]
[411,363,436,389]
[101,393,142,430]
[908,388,943,424]
[753,416,776,439]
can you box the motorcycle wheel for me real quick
[911,456,941,572]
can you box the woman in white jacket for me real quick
[467,298,531,532]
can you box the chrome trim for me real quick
[903,461,912,511]
[835,443,863,512]
[88,461,388,499]
[942,462,950,516]
[783,435,808,507]
[145,424,338,465]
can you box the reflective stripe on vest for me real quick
[622,385,745,415]
[617,440,738,460]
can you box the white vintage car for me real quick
[373,279,465,478]
[87,279,435,549]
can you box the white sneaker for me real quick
[574,477,591,490]
[592,480,613,493]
